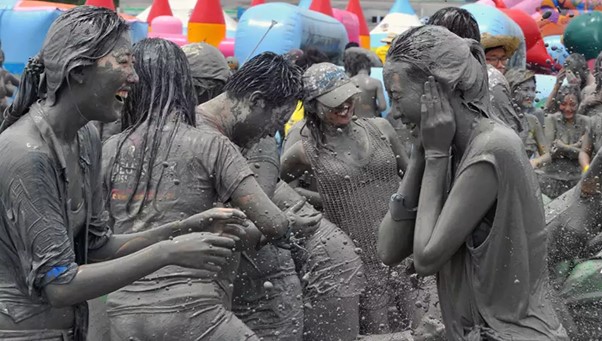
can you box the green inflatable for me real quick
[563,11,602,60]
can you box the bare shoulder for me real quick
[369,117,395,136]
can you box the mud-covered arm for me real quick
[378,144,424,266]
[372,117,409,174]
[531,117,551,168]
[243,136,280,198]
[413,160,498,276]
[375,80,387,113]
[579,127,594,170]
[581,144,602,196]
[280,141,313,183]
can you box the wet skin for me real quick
[2,32,250,331]
[378,69,499,276]
[197,93,322,243]
[548,94,583,160]
[485,47,508,74]
[350,69,387,118]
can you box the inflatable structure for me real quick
[0,0,147,75]
[370,0,422,49]
[235,3,348,64]
[563,11,602,61]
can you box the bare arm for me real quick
[280,141,312,182]
[531,118,551,168]
[579,130,594,170]
[378,144,424,265]
[372,117,409,174]
[413,161,498,276]
[375,80,387,113]
[44,233,235,308]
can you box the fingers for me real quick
[299,213,322,227]
[287,199,307,214]
[204,235,237,249]
[203,255,230,266]
[220,224,247,239]
[198,263,222,273]
[209,208,247,222]
[205,247,233,259]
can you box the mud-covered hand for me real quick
[420,76,455,158]
[285,199,322,238]
[181,208,248,241]
[166,232,236,272]
[556,68,566,85]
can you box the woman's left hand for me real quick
[420,76,455,158]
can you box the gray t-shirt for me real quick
[102,122,253,313]
[0,106,111,323]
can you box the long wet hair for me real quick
[111,38,197,216]
[0,6,128,133]
[344,53,371,77]
[224,52,303,108]
[428,7,481,42]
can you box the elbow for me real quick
[412,250,441,277]
[44,285,74,308]
[378,247,402,267]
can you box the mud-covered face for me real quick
[559,94,578,120]
[384,61,424,126]
[81,32,138,123]
[232,95,297,147]
[316,96,356,128]
[485,47,508,74]
[513,79,536,109]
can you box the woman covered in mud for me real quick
[102,39,314,340]
[578,52,602,171]
[0,8,243,340]
[506,68,551,169]
[280,63,408,335]
[378,25,567,340]
[545,53,594,115]
[539,85,588,199]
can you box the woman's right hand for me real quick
[556,69,566,85]
[163,232,236,272]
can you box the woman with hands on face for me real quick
[379,26,568,340]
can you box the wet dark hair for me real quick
[111,38,197,215]
[564,53,589,89]
[195,79,225,105]
[345,53,372,77]
[428,7,480,42]
[345,42,360,50]
[556,84,581,106]
[224,52,303,108]
[0,6,129,133]
[296,47,329,71]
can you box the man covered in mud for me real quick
[0,44,19,114]
[195,52,319,340]
[344,53,387,118]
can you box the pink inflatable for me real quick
[219,38,235,57]
[333,8,360,44]
[148,16,188,46]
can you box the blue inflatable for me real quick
[463,3,527,70]
[235,3,348,65]
[544,35,569,68]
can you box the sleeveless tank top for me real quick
[438,120,568,340]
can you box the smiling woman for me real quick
[0,7,245,341]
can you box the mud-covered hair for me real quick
[224,52,303,107]
[556,84,581,106]
[344,53,372,77]
[111,38,197,216]
[594,51,602,93]
[428,7,480,42]
[295,47,329,71]
[1,6,129,133]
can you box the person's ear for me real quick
[69,66,87,85]
[249,91,266,108]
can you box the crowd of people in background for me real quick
[1,4,602,341]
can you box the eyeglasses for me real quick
[327,102,352,115]
[486,56,509,65]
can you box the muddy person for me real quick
[281,62,408,335]
[192,50,307,340]
[104,43,320,340]
[379,25,568,340]
[0,8,244,341]
[0,44,19,114]
[344,53,387,118]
